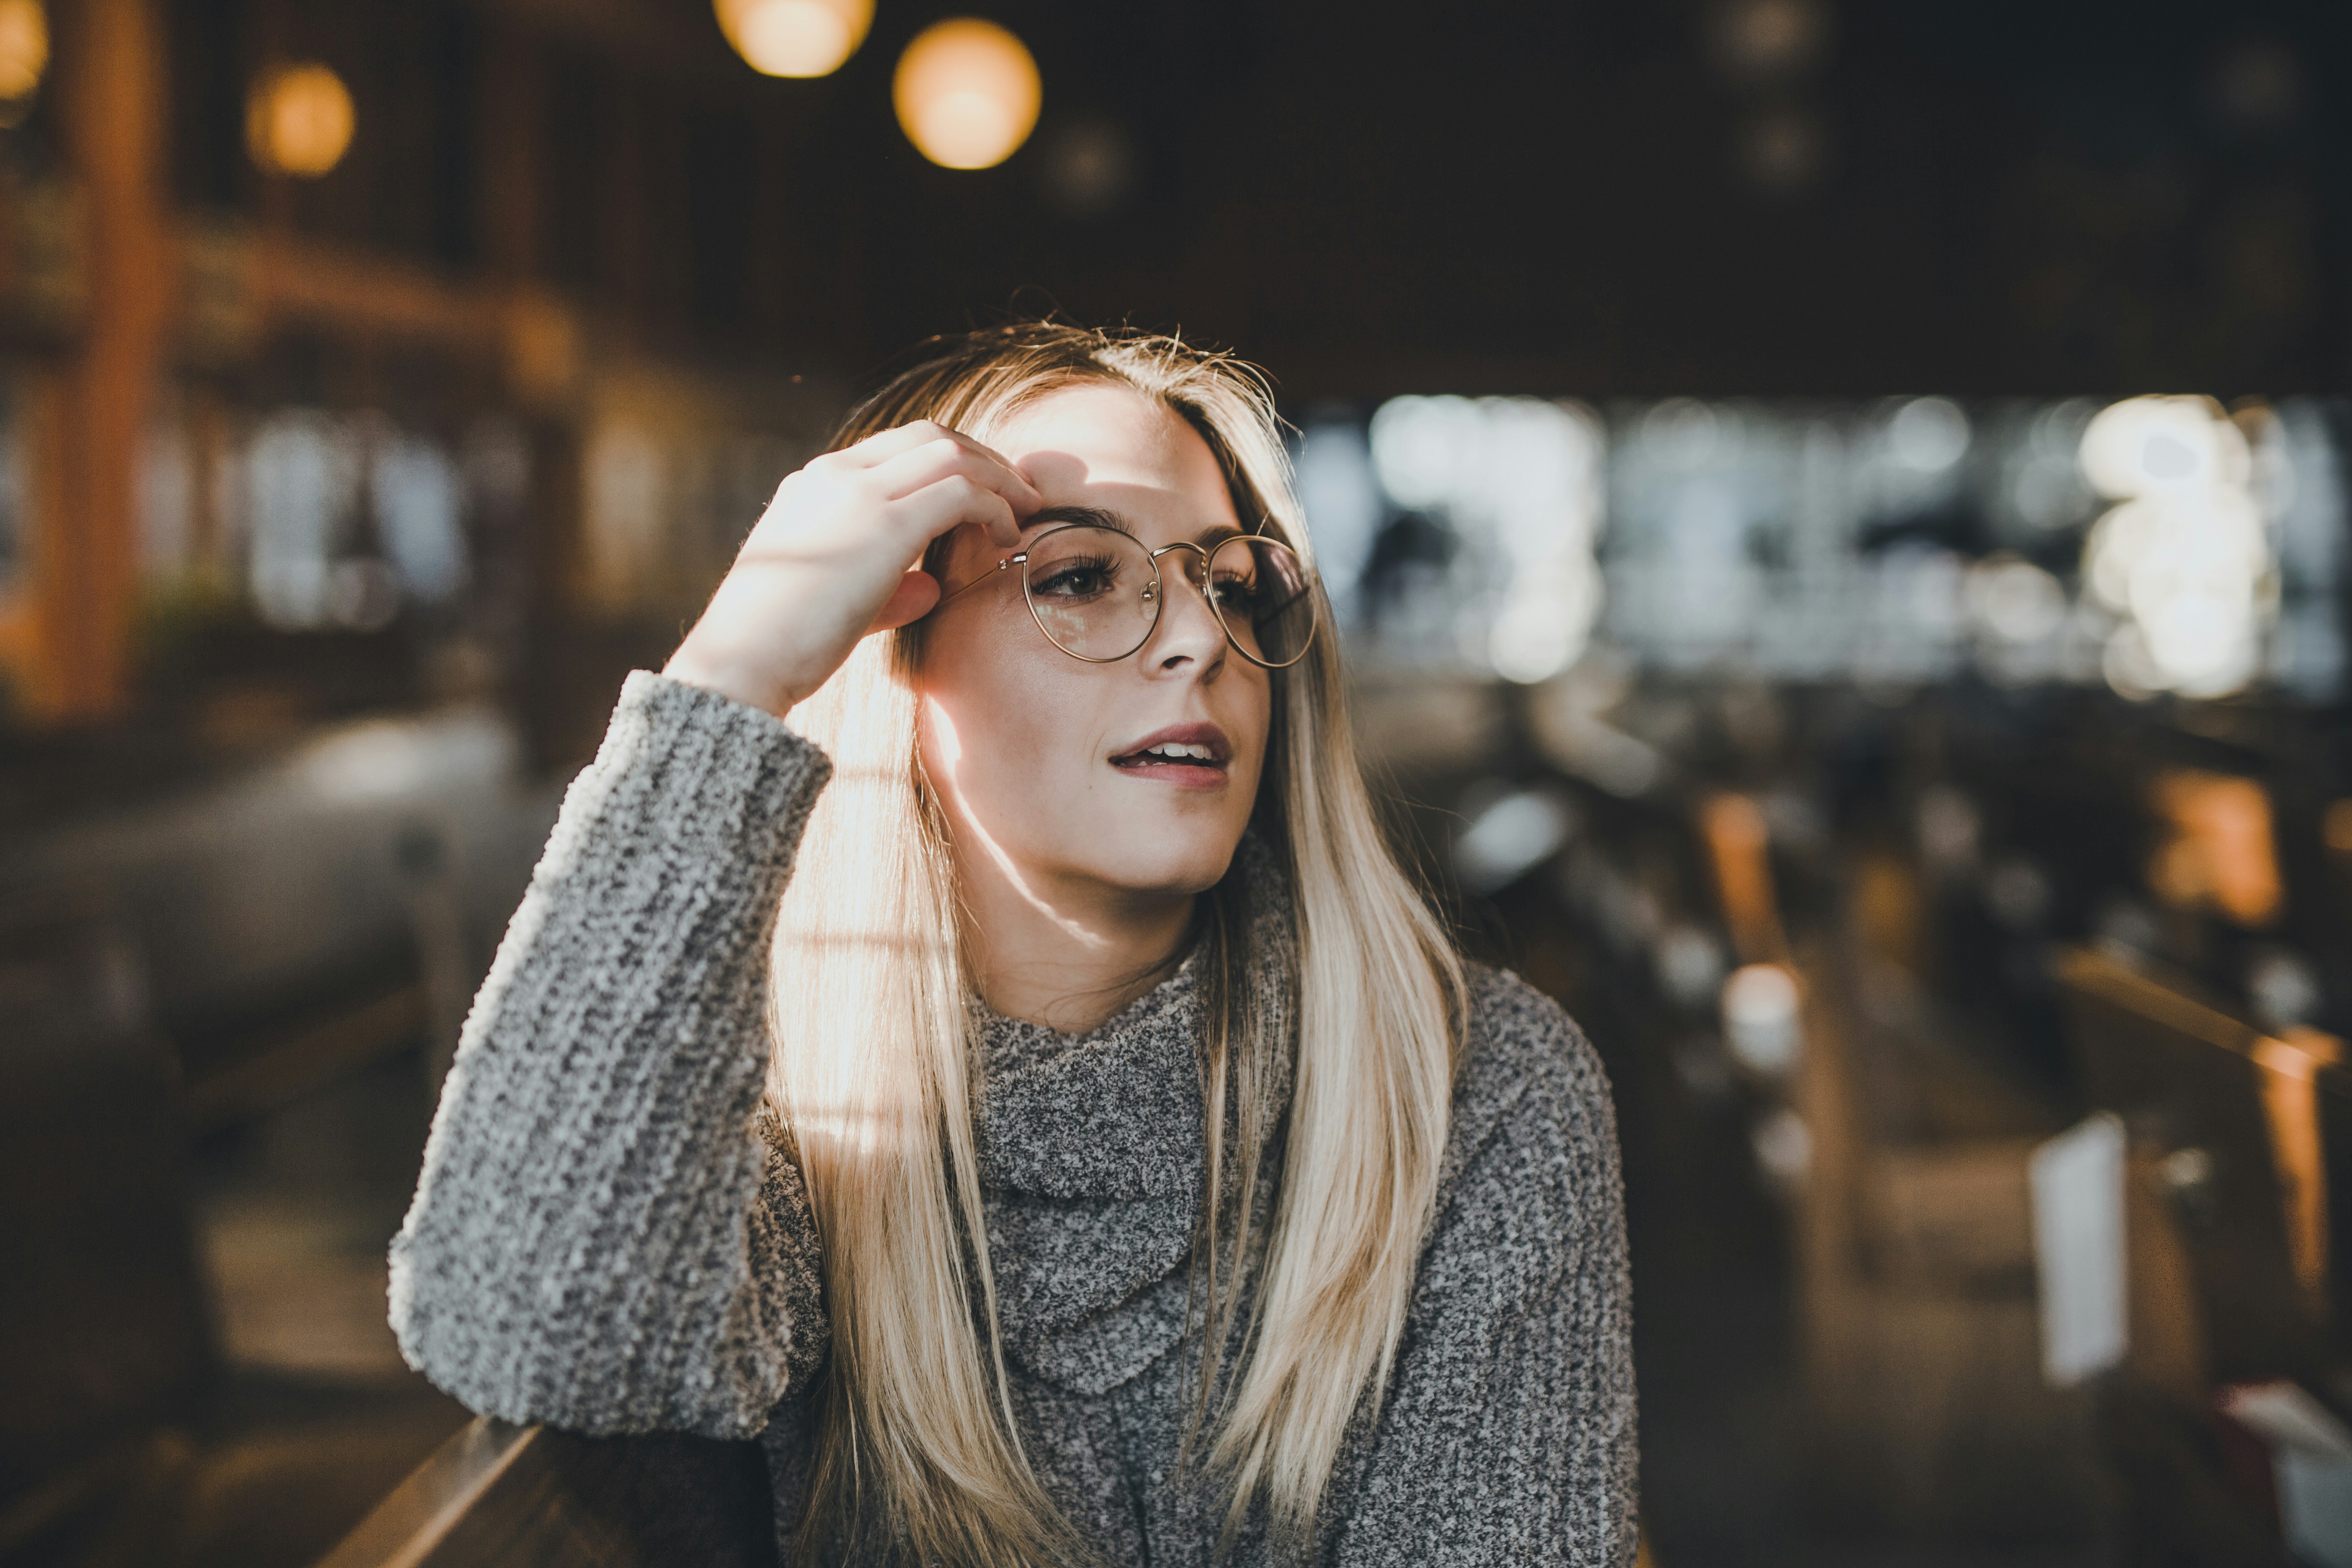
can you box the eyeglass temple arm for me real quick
[935,552,1026,606]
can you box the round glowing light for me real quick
[1888,396,1969,472]
[893,18,1040,171]
[0,0,50,103]
[1721,963,1801,1075]
[715,0,872,79]
[2079,397,2274,700]
[248,63,355,179]
[1708,0,1829,83]
[2079,395,2245,500]
[1964,554,2065,645]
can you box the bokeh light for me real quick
[1965,554,2066,646]
[2079,397,2272,698]
[1369,395,1605,683]
[247,63,356,180]
[1036,115,1137,217]
[893,18,1041,171]
[1706,0,1829,83]
[1721,962,1801,1075]
[1454,787,1576,894]
[714,0,873,79]
[0,0,49,107]
[1888,396,1970,472]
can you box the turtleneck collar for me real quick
[967,835,1295,1395]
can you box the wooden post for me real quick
[30,0,172,723]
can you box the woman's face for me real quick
[916,383,1272,909]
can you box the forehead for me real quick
[988,383,1241,534]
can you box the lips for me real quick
[1110,722,1232,777]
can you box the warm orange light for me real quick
[247,63,355,179]
[893,18,1040,170]
[2324,799,2352,856]
[714,0,872,78]
[0,0,49,103]
[1700,793,1788,965]
[2150,769,2282,928]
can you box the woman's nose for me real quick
[1143,551,1227,672]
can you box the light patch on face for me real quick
[919,690,1114,949]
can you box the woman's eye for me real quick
[1212,574,1262,608]
[1032,560,1118,598]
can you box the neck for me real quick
[953,848,1198,1033]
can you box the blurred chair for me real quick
[1784,851,2098,1542]
[1791,958,2098,1540]
[1691,797,2097,1534]
[0,707,542,1126]
[2057,947,2343,1377]
[0,892,472,1568]
[314,1419,776,1568]
[0,900,213,1564]
[2057,946,2349,1563]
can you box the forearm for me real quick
[389,671,831,1436]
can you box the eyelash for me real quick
[1032,554,1123,592]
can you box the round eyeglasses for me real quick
[933,524,1319,669]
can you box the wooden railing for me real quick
[315,1419,777,1568]
[2056,945,2350,1385]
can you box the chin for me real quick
[1092,827,1246,898]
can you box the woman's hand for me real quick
[663,420,1041,716]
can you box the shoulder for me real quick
[1416,965,1623,1302]
[1448,963,1616,1188]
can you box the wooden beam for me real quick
[179,982,428,1130]
[27,0,173,723]
[251,232,505,346]
[316,1417,777,1568]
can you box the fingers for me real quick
[869,433,1040,519]
[833,419,961,466]
[866,569,942,634]
[890,472,1023,550]
[836,420,1037,495]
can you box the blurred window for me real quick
[1289,394,2348,705]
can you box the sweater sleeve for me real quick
[387,670,833,1439]
[1326,972,1639,1566]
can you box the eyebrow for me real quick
[1019,504,1249,547]
[1022,504,1133,536]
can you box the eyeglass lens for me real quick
[1017,525,1315,667]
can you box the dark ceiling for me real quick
[167,0,2352,400]
[712,0,2350,398]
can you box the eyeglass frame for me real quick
[929,521,1320,670]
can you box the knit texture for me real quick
[389,671,1637,1565]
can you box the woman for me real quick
[390,323,1635,1566]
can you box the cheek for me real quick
[1237,677,1274,791]
[917,606,1099,799]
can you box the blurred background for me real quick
[3,0,2350,1564]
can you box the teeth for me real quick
[1142,741,1213,760]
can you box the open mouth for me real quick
[1112,739,1227,776]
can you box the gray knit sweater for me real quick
[389,672,1636,1565]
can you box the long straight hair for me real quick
[767,324,1464,1565]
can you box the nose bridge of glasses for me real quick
[1117,542,1216,665]
[1149,540,1216,600]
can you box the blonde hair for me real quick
[768,324,1464,1565]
